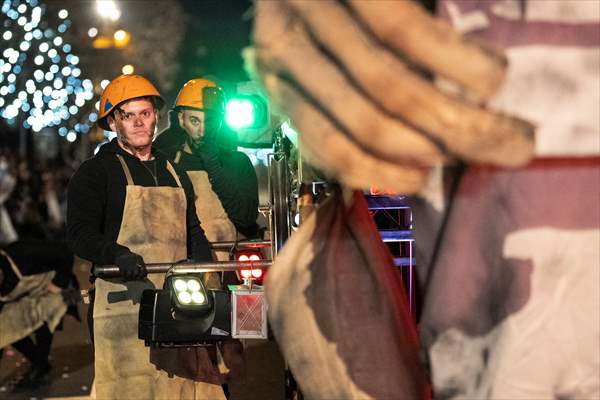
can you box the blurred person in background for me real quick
[0,153,18,245]
[0,239,79,390]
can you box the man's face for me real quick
[108,98,157,150]
[178,109,206,144]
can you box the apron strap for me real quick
[0,249,23,280]
[118,153,181,188]
[174,150,182,164]
[165,160,182,188]
[116,154,134,186]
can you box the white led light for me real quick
[3,31,12,40]
[53,36,63,46]
[34,55,44,65]
[58,9,68,19]
[187,279,201,292]
[178,291,192,304]
[174,279,187,292]
[100,79,110,89]
[88,27,98,38]
[19,41,30,51]
[191,292,205,304]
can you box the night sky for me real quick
[175,0,253,95]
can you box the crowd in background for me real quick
[0,146,77,245]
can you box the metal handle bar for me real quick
[93,260,272,279]
[210,240,271,250]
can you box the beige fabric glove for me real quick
[248,0,535,193]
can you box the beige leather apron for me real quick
[175,148,237,289]
[92,154,225,400]
[0,250,66,348]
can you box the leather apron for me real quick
[175,148,237,289]
[92,154,225,400]
[0,250,66,348]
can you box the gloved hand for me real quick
[115,251,147,280]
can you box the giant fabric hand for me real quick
[249,0,535,193]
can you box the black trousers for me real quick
[11,323,53,366]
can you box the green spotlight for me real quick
[225,98,256,129]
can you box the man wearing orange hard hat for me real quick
[66,74,221,399]
[154,78,259,263]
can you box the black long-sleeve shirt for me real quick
[66,139,212,266]
[154,127,259,238]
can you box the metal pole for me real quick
[210,240,271,250]
[93,260,272,279]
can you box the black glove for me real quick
[115,251,147,281]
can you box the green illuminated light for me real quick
[225,99,255,129]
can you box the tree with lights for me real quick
[1,0,96,145]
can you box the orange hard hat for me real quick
[174,78,225,112]
[98,74,164,130]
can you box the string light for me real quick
[1,0,95,137]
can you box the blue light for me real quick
[32,29,42,39]
[62,43,71,53]
[58,127,67,136]
[69,105,78,114]
[57,24,66,33]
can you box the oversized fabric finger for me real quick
[263,73,428,194]
[348,0,506,100]
[285,0,535,168]
[253,0,445,167]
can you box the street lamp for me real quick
[96,0,121,21]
